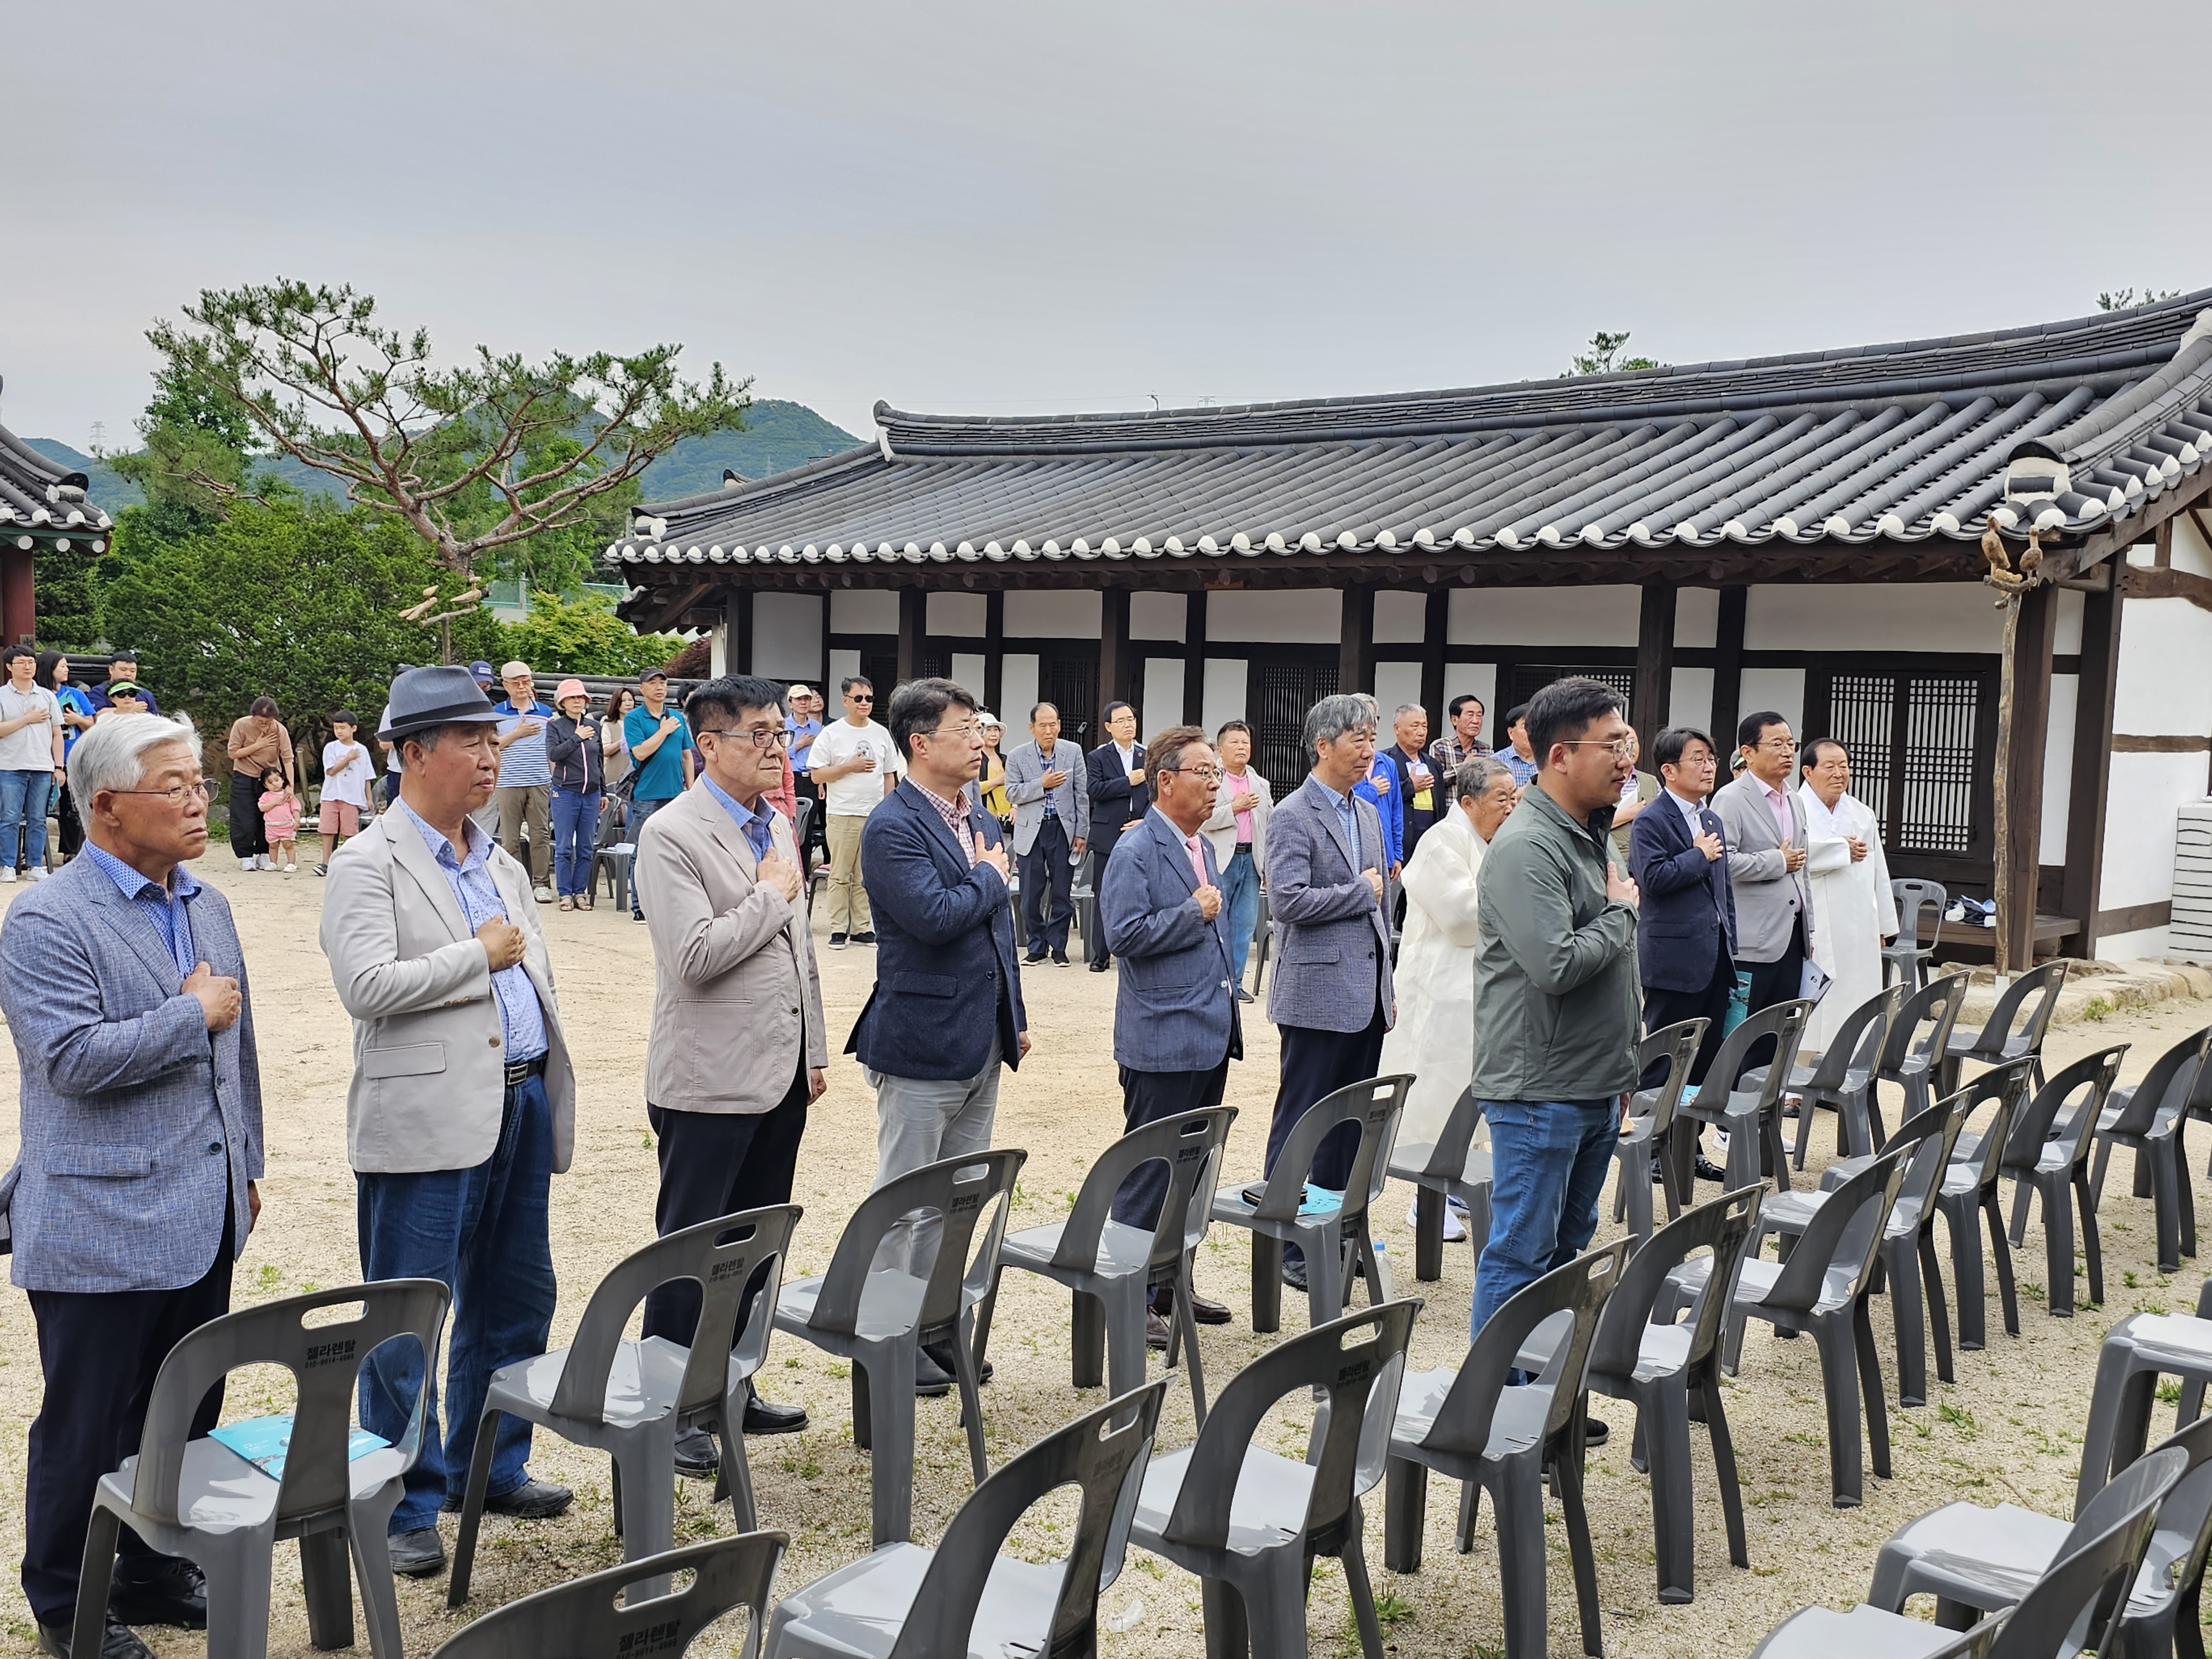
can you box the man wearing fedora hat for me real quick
[319,665,577,1580]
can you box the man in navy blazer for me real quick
[1083,702,1149,971]
[1627,726,1738,1093]
[848,677,1028,1393]
[1100,724,1241,1335]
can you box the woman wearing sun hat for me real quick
[543,677,604,910]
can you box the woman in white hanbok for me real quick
[1797,739,1898,1052]
[1381,755,1519,1239]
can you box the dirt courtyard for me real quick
[1,848,2208,1657]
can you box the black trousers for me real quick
[1112,1058,1232,1229]
[1266,1009,1389,1267]
[24,1203,234,1626]
[1642,935,1737,1088]
[1019,816,1076,956]
[1740,913,1808,1081]
[641,1059,810,1348]
[228,771,268,858]
[1084,846,1119,964]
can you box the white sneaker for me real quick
[1405,1198,1467,1243]
[533,885,554,904]
[27,867,46,881]
[0,868,14,884]
[282,865,295,877]
[255,854,275,872]
[239,857,255,872]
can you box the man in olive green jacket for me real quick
[1468,676,1642,1342]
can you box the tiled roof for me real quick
[612,290,2212,581]
[0,418,112,550]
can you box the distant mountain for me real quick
[28,398,858,520]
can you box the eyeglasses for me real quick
[112,780,213,805]
[920,722,981,742]
[1561,737,1636,759]
[697,728,792,749]
[1755,738,1795,754]
[1161,765,1223,784]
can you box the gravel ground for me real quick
[0,849,2206,1658]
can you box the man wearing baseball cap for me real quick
[319,666,577,1579]
[621,667,695,921]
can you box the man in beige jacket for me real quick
[634,674,827,1473]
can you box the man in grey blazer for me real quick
[1,715,262,1658]
[1003,701,1089,966]
[321,666,577,1579]
[1710,709,1817,1068]
[1100,724,1240,1338]
[1262,695,1395,1291]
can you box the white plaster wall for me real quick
[1374,660,1423,716]
[927,592,988,638]
[831,589,899,634]
[1202,659,1249,735]
[2100,752,2209,911]
[1001,655,1040,725]
[1374,589,1428,644]
[1141,658,1185,739]
[1737,668,1806,740]
[1443,664,1497,726]
[2175,514,2212,578]
[2128,541,2161,569]
[1744,583,2003,654]
[2100,924,2173,962]
[1004,590,1100,638]
[709,620,728,677]
[1669,666,1715,737]
[1674,589,1719,650]
[2040,674,2077,864]
[828,648,862,693]
[1130,592,1186,642]
[951,653,987,697]
[753,592,825,680]
[1209,589,1345,644]
[1447,585,1640,648]
[2114,598,2212,738]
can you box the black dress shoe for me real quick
[1693,1157,1727,1182]
[742,1394,808,1435]
[1154,1287,1233,1326]
[921,1338,993,1386]
[852,931,877,946]
[108,1559,205,1629]
[1585,1417,1611,1447]
[1145,1310,1172,1350]
[479,1478,573,1520]
[38,1612,153,1659]
[674,1426,721,1479]
[388,1527,446,1578]
[1280,1256,1309,1293]
[1023,948,1048,965]
[913,1344,954,1397]
[1088,959,1110,973]
[1234,986,1255,1004]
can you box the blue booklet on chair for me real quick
[1239,1182,1344,1216]
[209,1415,389,1479]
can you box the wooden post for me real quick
[1709,585,1747,751]
[896,587,924,687]
[2063,569,2125,956]
[1633,581,1677,766]
[1099,587,1133,735]
[1991,582,2057,974]
[1339,583,1376,697]
[1182,589,1208,727]
[1,546,34,645]
[984,589,1005,717]
[729,589,754,675]
[1420,587,1449,734]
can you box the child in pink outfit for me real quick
[258,767,301,874]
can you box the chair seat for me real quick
[2031,1142,2074,1175]
[1887,1500,2185,1619]
[1762,1191,1826,1233]
[1630,1323,1694,1386]
[106,1436,406,1535]
[2108,1312,2212,1371]
[1939,1164,1981,1199]
[1134,1445,1316,1557]
[491,1335,728,1431]
[1393,1363,1555,1460]
[776,1269,930,1347]
[1681,1251,1853,1319]
[1387,1144,1490,1189]
[1210,1184,1344,1229]
[1753,1603,1985,1659]
[765,1537,1066,1659]
[999,1216,1155,1283]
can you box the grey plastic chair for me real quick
[1752,1607,2004,1659]
[1870,1436,2198,1657]
[1764,983,1902,1170]
[773,1147,1025,1546]
[589,803,637,912]
[448,1204,800,1607]
[1673,999,1814,1195]
[1216,1073,1408,1335]
[1390,1087,1493,1282]
[2078,1284,2212,1516]
[1586,1188,1762,1604]
[1878,970,1974,1142]
[1129,1300,1420,1659]
[429,1532,786,1659]
[1610,1020,1707,1244]
[1938,959,2069,1098]
[2002,1045,2128,1318]
[70,1280,450,1659]
[1886,878,1948,991]
[1919,1057,2038,1352]
[766,1380,1166,1659]
[2091,1025,2212,1275]
[994,1107,1235,1423]
[1383,1242,1629,1658]
[1250,887,1274,995]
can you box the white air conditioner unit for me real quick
[2175,801,2212,966]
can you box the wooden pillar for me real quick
[1338,583,1375,697]
[895,587,925,687]
[1182,589,1208,727]
[1633,581,1677,768]
[1099,587,1133,732]
[2062,571,2125,956]
[727,588,754,675]
[1,546,35,645]
[818,587,833,688]
[1709,585,1747,751]
[1419,587,1449,733]
[984,589,1005,718]
[1994,582,2058,973]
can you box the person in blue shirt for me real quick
[36,653,96,860]
[622,667,695,920]
[1350,698,1404,878]
[490,661,559,903]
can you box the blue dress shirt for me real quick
[388,798,547,1062]
[83,842,200,982]
[702,774,778,861]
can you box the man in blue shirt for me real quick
[623,667,695,921]
[491,661,558,904]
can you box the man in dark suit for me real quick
[1628,726,1738,1107]
[1083,701,1148,972]
[1100,724,1240,1339]
[1378,703,1440,861]
[849,677,1029,1395]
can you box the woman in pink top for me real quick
[1198,719,1274,1003]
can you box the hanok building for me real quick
[615,293,2212,966]
[0,410,112,645]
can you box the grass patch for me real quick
[1939,1402,1979,1438]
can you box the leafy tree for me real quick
[143,279,752,574]
[1563,330,1666,377]
[498,589,685,677]
[108,357,263,523]
[2098,287,2182,312]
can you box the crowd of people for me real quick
[0,646,1913,1657]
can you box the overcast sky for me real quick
[8,1,2211,451]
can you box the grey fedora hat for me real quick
[379,665,504,740]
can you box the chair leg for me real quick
[1071,1288,1106,1390]
[1250,1233,1282,1335]
[446,1404,504,1607]
[1918,1225,1955,1387]
[2077,1170,2104,1306]
[2177,1126,2198,1258]
[1811,1318,1865,1508]
[1642,1375,1696,1603]
[1339,1504,1388,1659]
[1456,1475,1482,1554]
[1199,1576,1253,1659]
[1553,1449,1604,1656]
[863,1343,919,1547]
[716,1413,757,1532]
[1886,1234,1929,1408]
[1174,1252,1210,1429]
[346,1487,409,1659]
[204,1538,279,1659]
[948,1314,992,1488]
[1624,1152,1654,1244]
[1415,1186,1444,1282]
[1305,1223,1345,1328]
[1856,1298,1892,1482]
[1700,1368,1752,1569]
[70,1503,122,1659]
[2154,1146,2184,1276]
[1494,1460,1551,1659]
[1945,1195,1986,1351]
[2008,1176,2033,1249]
[613,1436,677,1598]
[2043,1177,2075,1318]
[2091,1136,2116,1207]
[1984,1190,2021,1336]
[1792,1095,1814,1171]
[300,1527,354,1651]
[1384,1457,1427,1574]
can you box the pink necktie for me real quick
[1186,833,1208,890]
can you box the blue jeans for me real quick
[1469,1098,1618,1339]
[0,769,51,870]
[356,1074,557,1533]
[551,788,601,896]
[629,796,675,915]
[1220,849,1260,988]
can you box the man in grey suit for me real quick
[0,715,263,1659]
[1100,724,1240,1339]
[1003,702,1089,967]
[1262,695,1395,1291]
[1710,709,1817,1071]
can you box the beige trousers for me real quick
[495,784,551,886]
[825,812,872,932]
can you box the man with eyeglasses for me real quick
[633,675,826,1468]
[1711,709,1817,1072]
[807,676,902,949]
[1,715,262,1658]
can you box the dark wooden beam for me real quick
[818,590,833,689]
[1632,581,1676,763]
[1419,587,1449,734]
[1709,585,1747,750]
[729,588,754,674]
[1996,583,2058,974]
[2039,471,2212,582]
[2096,899,2174,938]
[1339,583,1376,696]
[1182,589,1208,727]
[2111,732,2212,753]
[2121,564,2212,614]
[984,589,1005,717]
[1,546,34,645]
[1099,586,1133,733]
[896,587,925,686]
[2062,575,2123,957]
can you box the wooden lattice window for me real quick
[1806,660,1995,862]
[1252,659,1340,796]
[1504,663,1640,726]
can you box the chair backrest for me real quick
[791,796,814,849]
[2001,1046,2130,1176]
[132,1280,450,1527]
[1943,1056,2039,1189]
[1892,879,1947,951]
[1697,999,1813,1112]
[1411,1088,1486,1182]
[2091,1408,2212,1626]
[1629,1020,1708,1142]
[1587,1187,1764,1385]
[804,1148,1027,1339]
[1766,1148,1907,1312]
[888,1380,1168,1659]
[550,1205,800,1425]
[1250,1074,1410,1223]
[2105,1025,2212,1140]
[1162,1299,1420,1554]
[1888,1091,1974,1228]
[1989,1448,2187,1659]
[1801,984,1903,1092]
[1425,1241,1631,1458]
[1047,1107,1237,1275]
[426,1531,787,1659]
[1881,970,1971,1081]
[1966,959,2070,1065]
